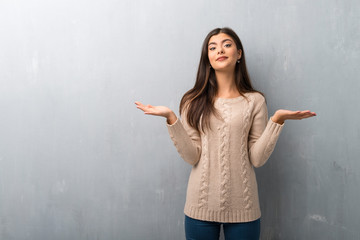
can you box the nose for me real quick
[218,46,224,54]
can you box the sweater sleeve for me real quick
[166,110,202,166]
[248,98,284,168]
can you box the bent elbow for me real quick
[249,153,269,168]
[251,159,266,168]
[187,158,200,167]
[249,148,271,168]
[182,147,201,166]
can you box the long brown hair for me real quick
[179,27,263,133]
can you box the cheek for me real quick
[208,52,216,63]
[229,49,237,58]
[233,49,241,58]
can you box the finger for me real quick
[297,110,309,115]
[136,105,150,113]
[300,113,316,119]
[304,110,315,114]
[135,102,145,108]
[300,114,313,119]
[297,111,313,116]
[136,106,145,111]
[290,114,312,120]
[135,103,144,109]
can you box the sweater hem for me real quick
[184,205,261,223]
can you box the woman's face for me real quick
[207,33,242,72]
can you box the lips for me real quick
[216,56,228,61]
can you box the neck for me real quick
[215,70,239,98]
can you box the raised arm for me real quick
[135,101,201,166]
[166,108,202,166]
[248,100,284,168]
[248,98,317,168]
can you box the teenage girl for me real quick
[135,27,316,240]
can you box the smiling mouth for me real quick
[216,57,228,61]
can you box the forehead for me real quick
[208,33,234,45]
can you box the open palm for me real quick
[135,101,172,118]
[276,109,316,120]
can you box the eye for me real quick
[224,43,232,48]
[209,47,215,51]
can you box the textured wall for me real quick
[0,0,359,239]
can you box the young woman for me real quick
[135,27,316,240]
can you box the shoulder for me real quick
[244,92,266,105]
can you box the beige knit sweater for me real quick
[166,92,284,223]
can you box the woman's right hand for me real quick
[135,101,177,124]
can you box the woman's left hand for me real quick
[271,109,316,125]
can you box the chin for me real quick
[213,65,235,72]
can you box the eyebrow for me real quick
[208,39,233,46]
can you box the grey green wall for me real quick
[0,0,359,239]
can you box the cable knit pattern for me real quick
[242,97,254,210]
[198,134,209,208]
[218,101,232,211]
[166,92,285,223]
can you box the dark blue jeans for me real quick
[185,215,260,240]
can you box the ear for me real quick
[238,49,242,59]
